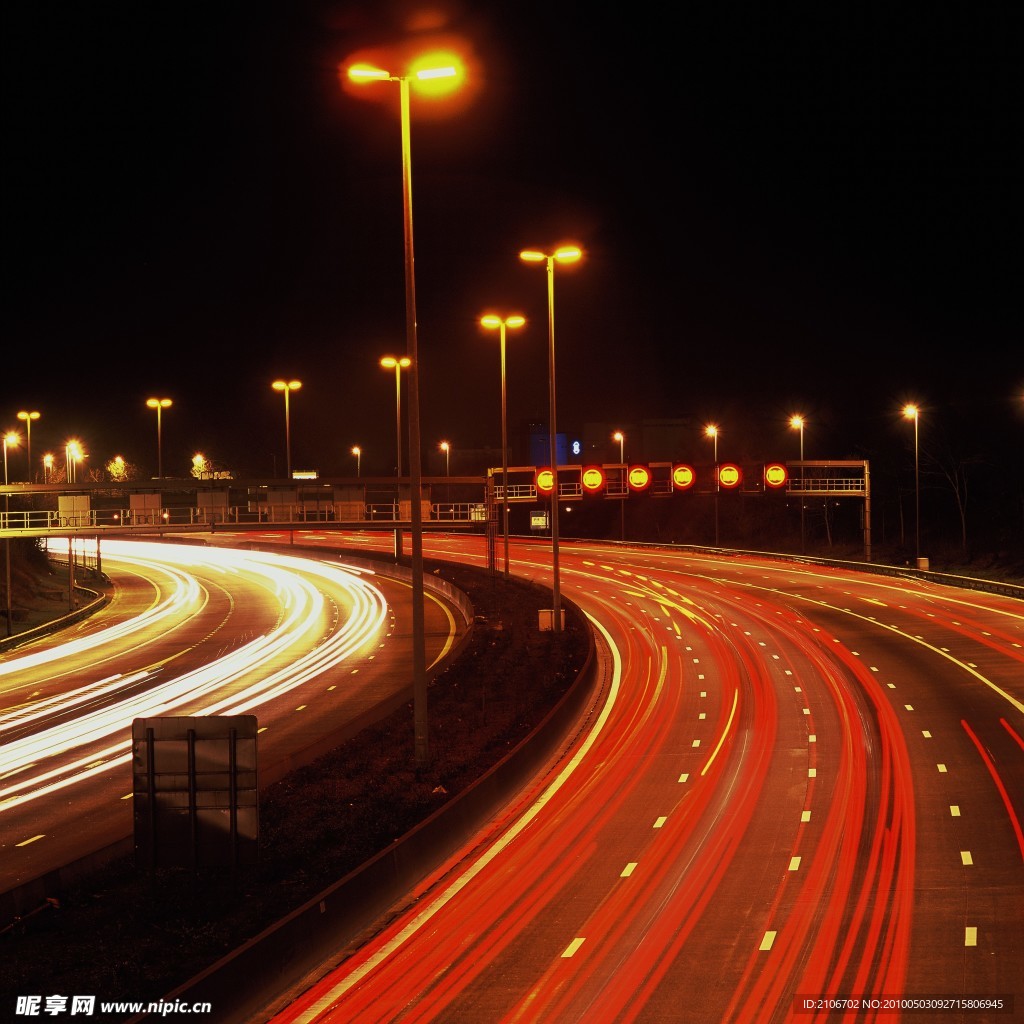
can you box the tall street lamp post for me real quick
[481,313,525,578]
[440,440,450,508]
[65,440,83,484]
[146,398,172,479]
[43,454,53,484]
[271,380,301,480]
[903,404,921,565]
[17,411,40,482]
[613,430,625,542]
[789,414,805,554]
[380,357,411,477]
[705,423,720,546]
[352,446,361,477]
[519,245,582,634]
[3,431,17,636]
[348,56,460,768]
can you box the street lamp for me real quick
[613,430,625,542]
[271,380,301,480]
[3,431,17,636]
[43,453,54,483]
[519,245,582,633]
[789,414,806,554]
[146,397,172,478]
[352,446,361,477]
[705,423,720,546]
[440,440,451,512]
[348,55,461,767]
[380,357,411,476]
[481,313,526,577]
[65,440,84,484]
[903,403,921,565]
[17,411,40,482]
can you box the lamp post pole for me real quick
[272,380,301,480]
[519,246,582,634]
[3,433,16,636]
[614,430,625,542]
[790,415,805,554]
[903,404,921,564]
[380,357,410,477]
[352,446,361,477]
[17,411,40,482]
[146,398,172,479]
[440,440,450,509]
[705,424,719,546]
[481,314,525,578]
[349,58,458,767]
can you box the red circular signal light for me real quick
[627,465,651,491]
[764,463,788,488]
[582,466,605,493]
[672,464,695,490]
[718,463,742,489]
[536,468,555,495]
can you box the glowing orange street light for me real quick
[519,245,583,632]
[351,446,361,477]
[481,312,526,577]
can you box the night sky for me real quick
[3,2,1021,480]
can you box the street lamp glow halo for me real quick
[272,380,302,392]
[380,356,411,369]
[146,397,172,409]
[480,314,526,330]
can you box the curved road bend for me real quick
[252,531,1023,1024]
[0,539,464,897]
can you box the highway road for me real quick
[245,531,1023,1024]
[0,538,464,898]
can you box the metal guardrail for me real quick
[1,502,493,536]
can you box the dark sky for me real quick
[3,2,1021,480]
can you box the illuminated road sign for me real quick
[672,464,696,490]
[764,463,788,488]
[536,468,555,495]
[582,466,605,493]
[718,463,742,489]
[627,465,651,491]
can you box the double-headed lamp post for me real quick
[481,313,526,578]
[17,411,40,482]
[146,397,172,479]
[789,414,806,554]
[348,55,460,768]
[519,245,582,633]
[705,423,720,546]
[272,380,301,480]
[613,430,626,542]
[380,357,411,477]
[903,403,921,564]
